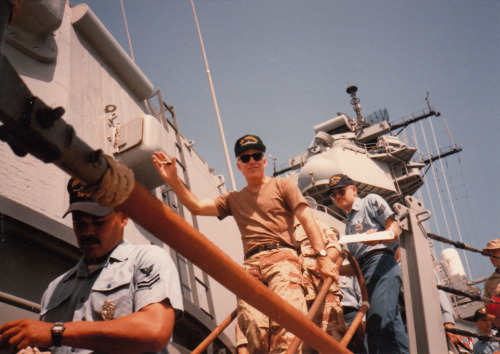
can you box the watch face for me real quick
[52,323,65,334]
[318,249,327,257]
[51,323,65,347]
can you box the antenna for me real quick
[346,85,366,125]
[119,0,134,61]
[190,0,237,191]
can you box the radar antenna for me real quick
[346,85,367,126]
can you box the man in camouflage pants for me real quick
[293,217,347,351]
[154,135,339,353]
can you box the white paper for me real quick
[338,230,395,244]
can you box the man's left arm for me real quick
[294,204,339,280]
[0,300,175,353]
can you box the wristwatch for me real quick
[51,322,65,347]
[314,249,328,258]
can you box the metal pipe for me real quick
[286,254,347,353]
[0,291,41,314]
[115,182,350,353]
[119,0,134,62]
[339,252,369,348]
[189,0,237,191]
[191,309,238,354]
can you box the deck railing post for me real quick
[395,196,448,354]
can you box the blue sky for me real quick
[71,0,499,282]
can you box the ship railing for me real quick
[420,144,463,166]
[389,106,440,135]
[364,108,390,125]
[191,251,370,354]
[274,134,424,178]
[0,291,41,314]
[314,202,347,223]
[146,89,177,133]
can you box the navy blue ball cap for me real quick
[234,134,266,157]
[473,307,487,322]
[328,174,355,192]
[63,178,113,218]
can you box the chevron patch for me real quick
[138,274,160,290]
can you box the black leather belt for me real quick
[358,249,394,268]
[343,306,359,315]
[245,243,296,260]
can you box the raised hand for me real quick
[152,151,177,184]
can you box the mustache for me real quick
[80,236,100,245]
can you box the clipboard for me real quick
[338,230,395,244]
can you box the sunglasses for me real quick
[238,152,264,163]
[330,187,348,198]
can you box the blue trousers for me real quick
[361,253,409,354]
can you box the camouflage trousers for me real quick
[236,248,307,354]
[301,257,347,352]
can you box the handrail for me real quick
[191,309,238,354]
[285,253,347,353]
[285,251,370,352]
[339,252,369,347]
[0,291,41,314]
[191,252,364,353]
[190,251,369,353]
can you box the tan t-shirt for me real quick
[215,178,308,255]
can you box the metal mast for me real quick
[189,0,237,191]
[346,85,366,125]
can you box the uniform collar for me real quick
[108,239,131,262]
[62,240,131,281]
[350,197,362,213]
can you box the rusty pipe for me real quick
[115,183,350,353]
[339,252,369,348]
[192,309,238,354]
[286,253,347,353]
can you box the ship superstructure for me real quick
[272,85,483,341]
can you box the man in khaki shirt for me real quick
[153,134,339,353]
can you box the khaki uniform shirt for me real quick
[215,177,308,255]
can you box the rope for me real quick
[428,118,472,277]
[446,327,500,343]
[189,0,237,191]
[85,154,135,208]
[436,285,500,305]
[427,233,500,260]
[420,121,453,242]
[119,0,134,61]
[411,123,443,255]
